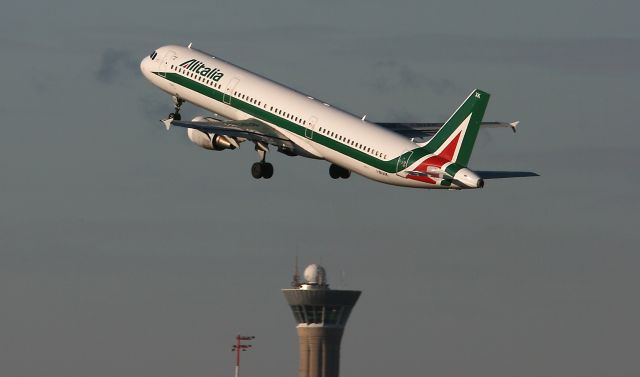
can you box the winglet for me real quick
[510,121,519,133]
[161,118,173,130]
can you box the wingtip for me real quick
[161,118,173,130]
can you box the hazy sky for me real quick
[1,1,639,377]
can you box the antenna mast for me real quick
[291,255,300,287]
[231,334,254,377]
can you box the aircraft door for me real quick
[396,150,413,175]
[305,116,318,139]
[223,77,240,104]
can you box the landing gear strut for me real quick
[329,164,350,179]
[168,95,184,121]
[251,143,274,179]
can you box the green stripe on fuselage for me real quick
[156,71,402,172]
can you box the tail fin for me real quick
[423,89,490,167]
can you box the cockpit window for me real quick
[150,51,158,60]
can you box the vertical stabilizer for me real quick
[423,89,490,167]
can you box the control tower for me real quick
[282,264,361,377]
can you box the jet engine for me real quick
[186,116,239,151]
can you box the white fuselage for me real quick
[140,45,438,188]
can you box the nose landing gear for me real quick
[168,96,184,121]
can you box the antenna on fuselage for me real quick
[188,42,192,49]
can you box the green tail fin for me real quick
[423,89,490,167]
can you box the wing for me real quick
[377,121,519,139]
[162,117,296,151]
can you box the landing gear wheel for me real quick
[251,162,274,179]
[251,162,263,179]
[168,112,181,121]
[262,163,274,179]
[329,164,342,179]
[330,164,349,179]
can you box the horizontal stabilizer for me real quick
[376,121,518,138]
[475,171,539,179]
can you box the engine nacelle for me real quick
[187,116,239,151]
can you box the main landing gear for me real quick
[329,164,350,179]
[251,162,273,179]
[251,143,273,179]
[168,95,184,121]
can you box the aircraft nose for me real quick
[140,56,150,73]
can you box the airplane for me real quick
[140,44,537,189]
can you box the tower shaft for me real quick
[283,286,360,377]
[297,327,343,377]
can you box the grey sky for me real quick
[1,1,639,377]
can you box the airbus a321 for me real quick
[140,44,537,189]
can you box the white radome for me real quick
[303,264,327,285]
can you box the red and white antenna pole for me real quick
[231,334,254,377]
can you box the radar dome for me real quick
[303,264,327,286]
